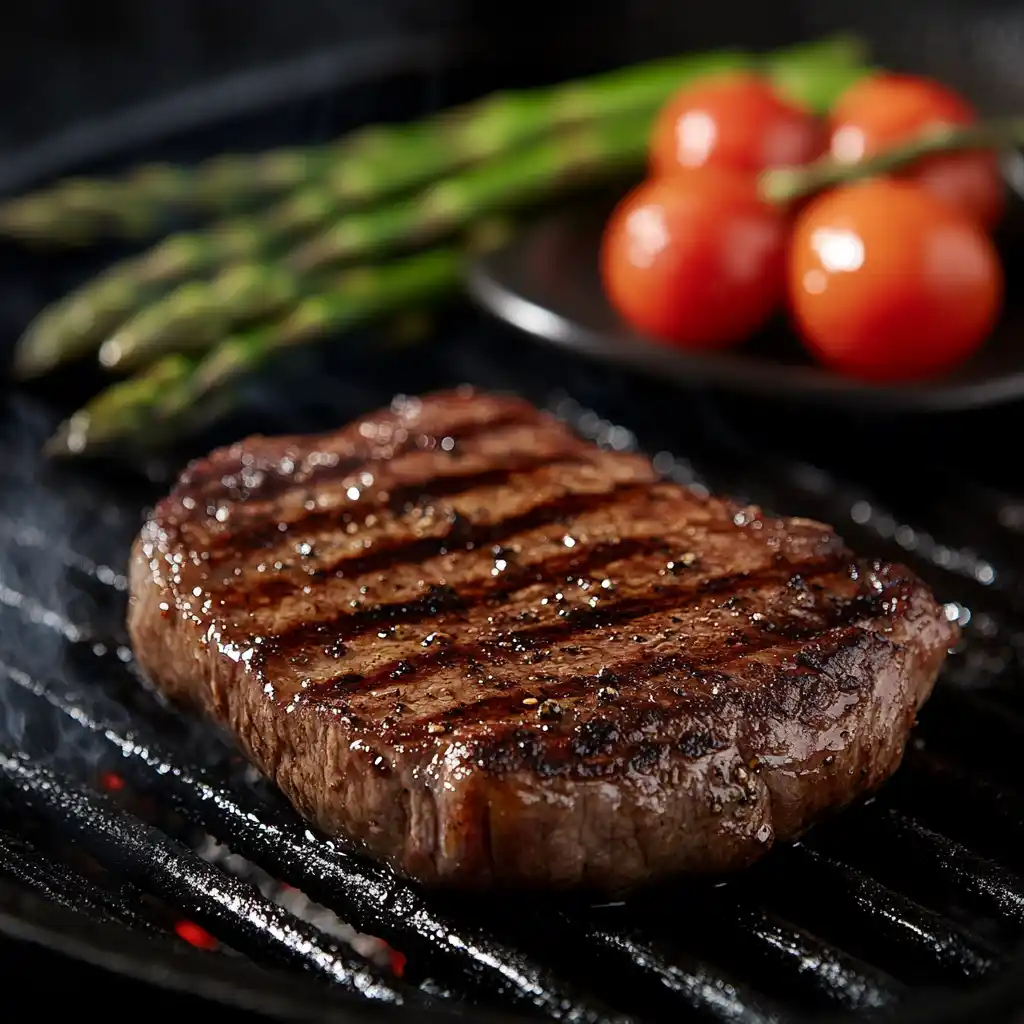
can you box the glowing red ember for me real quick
[174,920,219,950]
[98,771,125,792]
[388,948,407,978]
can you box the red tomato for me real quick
[788,179,1002,381]
[829,72,1004,227]
[650,72,823,176]
[601,170,788,349]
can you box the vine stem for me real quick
[760,118,1021,206]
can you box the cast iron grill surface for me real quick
[4,45,1024,1024]
[4,346,1024,1023]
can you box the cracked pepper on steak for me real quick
[128,388,957,889]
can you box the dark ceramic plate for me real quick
[468,159,1024,413]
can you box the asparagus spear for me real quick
[11,225,270,379]
[294,115,652,276]
[45,247,464,456]
[97,262,307,371]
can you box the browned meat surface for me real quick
[128,387,957,890]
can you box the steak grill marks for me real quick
[206,421,883,717]
[179,404,540,505]
[199,435,600,564]
[216,481,655,611]
[214,441,841,652]
[306,554,874,711]
[235,469,857,682]
[373,625,880,741]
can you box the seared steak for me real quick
[129,388,957,889]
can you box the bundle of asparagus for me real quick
[1,35,871,457]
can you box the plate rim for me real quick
[467,207,1024,415]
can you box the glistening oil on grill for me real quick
[2,362,1024,1022]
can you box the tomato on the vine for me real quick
[601,170,788,349]
[788,178,1002,382]
[649,72,823,176]
[829,72,1005,227]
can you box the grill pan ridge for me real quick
[3,35,1024,1024]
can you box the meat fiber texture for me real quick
[129,388,957,890]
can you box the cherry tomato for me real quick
[601,170,788,349]
[788,178,1002,381]
[650,72,823,176]
[829,72,1004,228]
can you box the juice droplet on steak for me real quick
[421,630,453,648]
[663,552,699,574]
[327,673,365,693]
[537,699,562,720]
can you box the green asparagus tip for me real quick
[43,411,92,458]
[11,339,60,381]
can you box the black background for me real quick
[3,0,1024,156]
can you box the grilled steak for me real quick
[129,388,957,890]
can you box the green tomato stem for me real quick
[760,117,1021,206]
